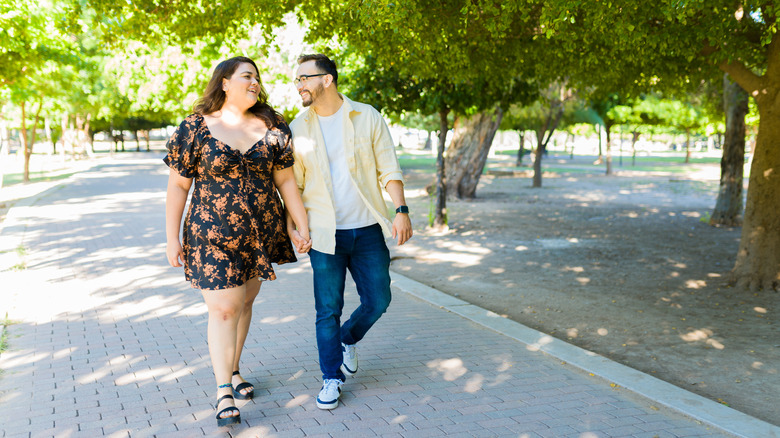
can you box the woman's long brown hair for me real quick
[194,56,283,127]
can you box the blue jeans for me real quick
[309,224,392,381]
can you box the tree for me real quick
[2,0,75,180]
[589,94,623,175]
[539,1,780,290]
[512,83,579,187]
[501,104,540,166]
[344,56,516,226]
[711,74,749,227]
[301,0,547,218]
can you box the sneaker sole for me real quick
[340,363,357,376]
[316,399,339,409]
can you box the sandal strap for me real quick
[216,394,235,407]
[216,405,239,419]
[234,382,253,392]
[232,370,240,376]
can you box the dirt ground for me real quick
[390,153,778,426]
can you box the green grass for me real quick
[399,150,724,177]
[626,156,721,164]
[397,155,437,171]
[0,313,17,355]
[2,170,78,186]
[493,149,722,164]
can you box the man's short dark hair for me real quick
[298,54,338,86]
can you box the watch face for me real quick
[397,206,409,214]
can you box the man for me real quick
[287,54,413,410]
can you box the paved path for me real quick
[0,155,768,437]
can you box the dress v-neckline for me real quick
[201,114,268,156]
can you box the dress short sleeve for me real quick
[272,122,294,171]
[163,114,202,178]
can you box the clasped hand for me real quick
[289,229,312,253]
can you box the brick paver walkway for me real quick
[0,155,742,437]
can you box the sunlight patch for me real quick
[427,358,468,381]
[681,329,712,342]
[706,339,725,349]
[260,315,300,324]
[285,394,310,407]
[464,374,484,393]
[421,251,483,267]
[537,239,572,249]
[685,279,707,289]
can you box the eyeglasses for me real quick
[293,73,327,86]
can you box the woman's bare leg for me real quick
[202,285,246,418]
[232,277,262,395]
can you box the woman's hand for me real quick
[167,240,184,267]
[288,228,312,253]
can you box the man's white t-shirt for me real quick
[318,105,377,230]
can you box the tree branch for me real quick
[718,59,763,95]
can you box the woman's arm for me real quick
[166,169,193,267]
[274,166,311,252]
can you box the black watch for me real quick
[395,205,409,214]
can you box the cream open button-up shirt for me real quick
[290,95,404,254]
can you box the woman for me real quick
[164,56,310,427]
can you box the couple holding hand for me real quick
[164,53,412,427]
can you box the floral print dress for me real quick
[164,113,296,290]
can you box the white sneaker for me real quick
[340,342,358,376]
[316,378,343,410]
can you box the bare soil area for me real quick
[390,154,778,426]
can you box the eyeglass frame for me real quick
[293,73,328,86]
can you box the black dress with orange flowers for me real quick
[164,113,296,290]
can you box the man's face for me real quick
[295,61,326,107]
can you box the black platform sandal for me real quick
[232,370,254,400]
[215,393,240,427]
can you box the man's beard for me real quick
[301,83,324,107]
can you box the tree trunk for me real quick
[0,119,9,190]
[445,107,503,198]
[594,124,603,164]
[604,123,613,175]
[532,107,565,188]
[61,114,68,154]
[631,131,640,166]
[433,108,449,228]
[45,118,55,154]
[20,102,29,181]
[730,89,780,291]
[423,131,431,150]
[684,129,691,163]
[145,130,151,151]
[134,130,141,151]
[532,130,544,187]
[20,99,44,182]
[84,114,94,155]
[710,74,748,227]
[516,130,525,166]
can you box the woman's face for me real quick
[223,62,261,107]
